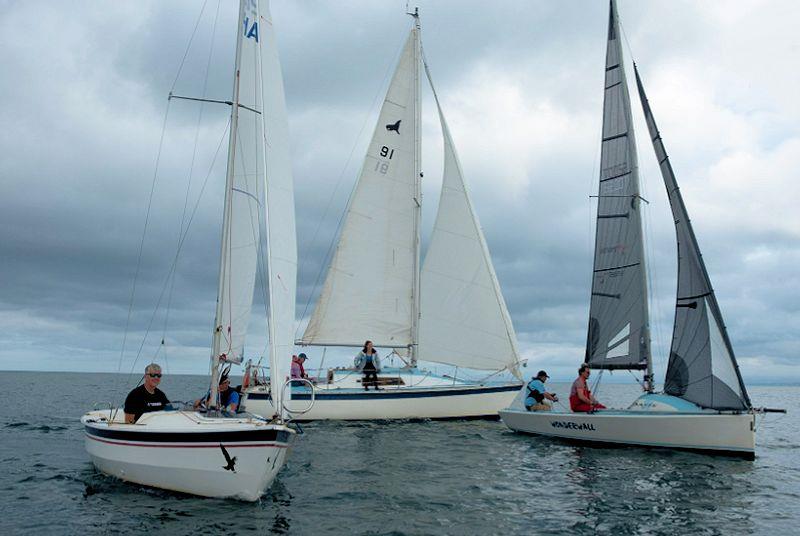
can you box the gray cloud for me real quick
[1,1,798,386]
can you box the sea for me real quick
[0,371,797,535]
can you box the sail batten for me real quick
[634,64,750,410]
[585,0,650,371]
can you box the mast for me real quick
[209,0,247,409]
[410,7,422,367]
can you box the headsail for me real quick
[585,0,650,370]
[259,0,298,416]
[418,61,522,378]
[299,28,420,349]
[634,66,750,410]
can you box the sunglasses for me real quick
[148,373,162,378]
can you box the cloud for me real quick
[1,0,798,388]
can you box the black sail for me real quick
[585,0,650,370]
[634,65,750,410]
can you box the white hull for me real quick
[243,369,520,421]
[82,410,294,500]
[500,394,756,459]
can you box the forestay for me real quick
[300,30,419,349]
[418,63,521,377]
[585,0,650,370]
[634,66,750,410]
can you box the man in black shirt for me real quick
[124,363,170,423]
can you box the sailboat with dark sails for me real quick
[500,0,783,459]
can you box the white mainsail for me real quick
[211,0,296,417]
[212,0,266,366]
[300,29,420,349]
[418,64,522,377]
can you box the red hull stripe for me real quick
[87,434,289,449]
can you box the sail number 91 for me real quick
[375,145,394,174]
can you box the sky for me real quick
[0,0,798,385]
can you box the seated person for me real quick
[525,370,558,411]
[569,364,606,412]
[290,353,310,385]
[124,363,170,423]
[194,373,240,412]
[355,340,381,391]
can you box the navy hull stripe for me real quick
[85,425,291,444]
[247,384,521,401]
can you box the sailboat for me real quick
[81,0,299,499]
[242,10,523,421]
[500,0,783,459]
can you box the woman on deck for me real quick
[570,364,606,412]
[355,340,381,391]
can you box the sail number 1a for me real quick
[375,145,394,174]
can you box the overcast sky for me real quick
[1,0,798,385]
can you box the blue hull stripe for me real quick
[247,384,521,401]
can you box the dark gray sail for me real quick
[585,0,650,370]
[634,65,750,410]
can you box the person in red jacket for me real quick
[569,364,606,412]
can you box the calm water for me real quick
[0,371,797,535]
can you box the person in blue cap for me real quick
[525,370,558,411]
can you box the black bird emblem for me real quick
[385,119,401,134]
[219,443,237,473]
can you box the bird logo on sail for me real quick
[385,120,401,134]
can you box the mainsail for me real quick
[585,0,650,370]
[212,0,297,416]
[634,66,750,410]
[300,29,420,349]
[418,62,522,377]
[212,0,267,366]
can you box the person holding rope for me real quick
[569,363,606,412]
[525,370,558,411]
[355,340,381,391]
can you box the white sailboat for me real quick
[242,10,523,421]
[81,0,299,499]
[500,0,783,459]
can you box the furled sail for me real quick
[418,62,522,377]
[299,29,420,349]
[585,0,650,370]
[259,0,298,415]
[634,66,750,410]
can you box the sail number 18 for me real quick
[375,145,394,174]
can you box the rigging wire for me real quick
[126,121,232,379]
[619,19,668,385]
[162,0,223,370]
[117,0,212,388]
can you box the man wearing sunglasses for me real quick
[124,363,170,423]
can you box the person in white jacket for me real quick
[354,340,381,391]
